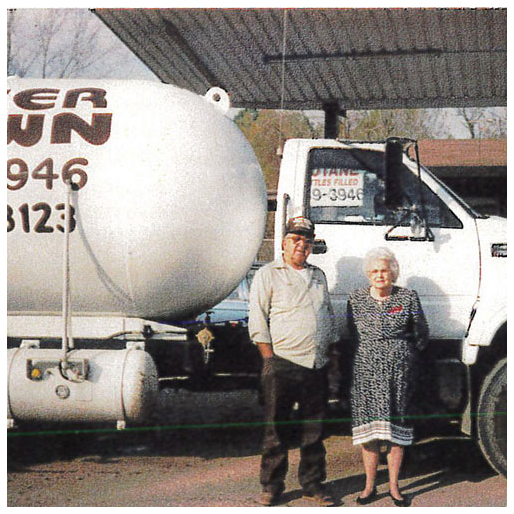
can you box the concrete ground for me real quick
[7,388,507,507]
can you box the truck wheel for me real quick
[477,358,507,476]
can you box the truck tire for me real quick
[477,358,507,476]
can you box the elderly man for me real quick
[249,216,340,507]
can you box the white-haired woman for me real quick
[347,247,428,507]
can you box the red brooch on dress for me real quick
[388,305,403,314]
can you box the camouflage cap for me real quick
[285,216,315,238]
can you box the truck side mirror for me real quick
[312,239,327,254]
[384,138,404,210]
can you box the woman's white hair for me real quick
[362,247,400,283]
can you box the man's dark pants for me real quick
[260,355,328,495]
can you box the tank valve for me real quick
[60,359,89,382]
[204,87,230,114]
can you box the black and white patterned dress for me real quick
[347,286,429,446]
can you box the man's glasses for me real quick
[286,235,313,246]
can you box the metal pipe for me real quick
[62,179,73,364]
[281,193,290,239]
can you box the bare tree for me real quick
[7,9,42,77]
[480,109,507,139]
[37,10,66,78]
[454,107,506,139]
[7,8,145,79]
[342,109,437,140]
[456,108,484,139]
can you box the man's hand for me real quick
[328,344,342,400]
[256,342,274,359]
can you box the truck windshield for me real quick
[425,169,486,219]
[306,147,463,228]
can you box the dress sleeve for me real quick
[320,268,340,345]
[411,290,429,351]
[346,295,358,344]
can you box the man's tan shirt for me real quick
[249,257,338,368]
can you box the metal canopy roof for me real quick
[95,8,506,111]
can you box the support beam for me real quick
[323,101,346,139]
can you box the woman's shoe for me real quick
[356,487,377,505]
[389,492,410,507]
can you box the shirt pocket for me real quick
[272,280,301,309]
[309,278,327,307]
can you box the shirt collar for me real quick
[271,255,313,271]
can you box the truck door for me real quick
[302,145,480,340]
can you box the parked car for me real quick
[191,265,263,383]
[196,275,250,326]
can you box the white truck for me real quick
[7,79,506,476]
[275,137,507,476]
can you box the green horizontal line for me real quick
[7,411,505,438]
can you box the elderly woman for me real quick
[347,247,428,507]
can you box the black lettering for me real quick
[62,158,88,189]
[18,203,30,233]
[56,204,76,233]
[13,89,59,110]
[7,158,29,190]
[7,114,45,146]
[32,158,59,190]
[32,202,54,233]
[7,205,14,232]
[51,113,112,145]
[63,88,108,108]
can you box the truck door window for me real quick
[306,148,461,228]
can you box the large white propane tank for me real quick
[7,346,159,426]
[7,78,267,321]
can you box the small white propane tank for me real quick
[7,347,159,426]
[7,78,267,321]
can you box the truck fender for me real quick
[462,304,506,366]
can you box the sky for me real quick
[7,7,159,80]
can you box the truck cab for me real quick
[275,137,507,475]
